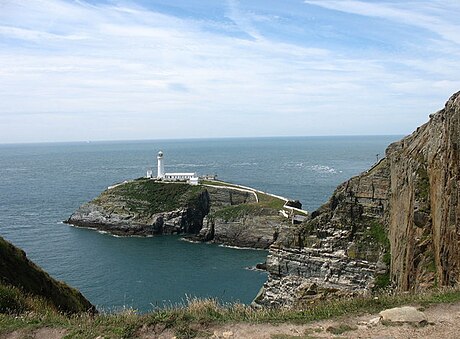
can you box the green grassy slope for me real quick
[2,287,460,338]
[0,236,95,314]
[94,179,207,215]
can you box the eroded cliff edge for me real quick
[255,91,460,307]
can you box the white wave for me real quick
[179,237,201,244]
[217,243,267,251]
[308,164,338,174]
[229,162,258,167]
[245,266,267,272]
[2,167,28,172]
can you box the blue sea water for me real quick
[0,136,400,312]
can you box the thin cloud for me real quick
[0,0,459,143]
[304,0,460,45]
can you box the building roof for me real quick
[164,173,196,176]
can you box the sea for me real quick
[0,136,401,313]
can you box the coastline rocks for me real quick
[66,180,286,249]
[255,155,390,306]
[255,246,377,307]
[194,186,287,248]
[66,180,210,236]
[67,204,206,236]
[201,215,281,249]
[257,91,460,307]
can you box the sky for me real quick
[1,0,460,143]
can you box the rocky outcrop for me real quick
[198,214,282,249]
[387,91,460,290]
[66,179,210,236]
[67,179,287,249]
[194,186,287,249]
[256,91,460,307]
[0,236,95,314]
[255,158,390,307]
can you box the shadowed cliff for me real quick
[0,236,95,314]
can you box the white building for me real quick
[157,151,165,178]
[148,151,200,185]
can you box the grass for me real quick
[257,192,287,210]
[0,237,94,314]
[95,180,206,215]
[211,204,277,221]
[202,179,287,211]
[3,288,460,338]
[202,179,288,221]
[209,200,291,222]
[416,164,430,203]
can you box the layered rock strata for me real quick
[256,91,460,307]
[196,186,285,248]
[66,180,210,236]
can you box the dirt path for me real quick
[205,302,460,339]
[5,302,460,338]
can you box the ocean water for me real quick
[0,136,400,312]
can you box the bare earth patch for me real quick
[1,328,66,339]
[3,302,460,338]
[205,302,460,339]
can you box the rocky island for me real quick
[66,179,305,249]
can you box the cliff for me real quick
[0,236,95,314]
[195,185,288,248]
[66,179,210,236]
[67,179,290,249]
[256,91,460,307]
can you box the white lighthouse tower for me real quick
[157,151,165,179]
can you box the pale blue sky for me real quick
[1,0,459,143]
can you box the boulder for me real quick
[379,306,427,325]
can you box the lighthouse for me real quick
[157,151,165,179]
[152,150,199,185]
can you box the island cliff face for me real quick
[197,186,284,248]
[67,180,286,249]
[67,180,210,236]
[255,91,460,307]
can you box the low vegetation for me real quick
[257,192,287,210]
[202,179,294,222]
[3,287,460,338]
[0,237,94,314]
[212,204,278,222]
[202,179,287,210]
[95,180,206,214]
[344,220,392,290]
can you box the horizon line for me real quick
[0,134,404,146]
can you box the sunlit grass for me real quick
[3,286,460,338]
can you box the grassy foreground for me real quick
[0,237,94,314]
[3,286,460,338]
